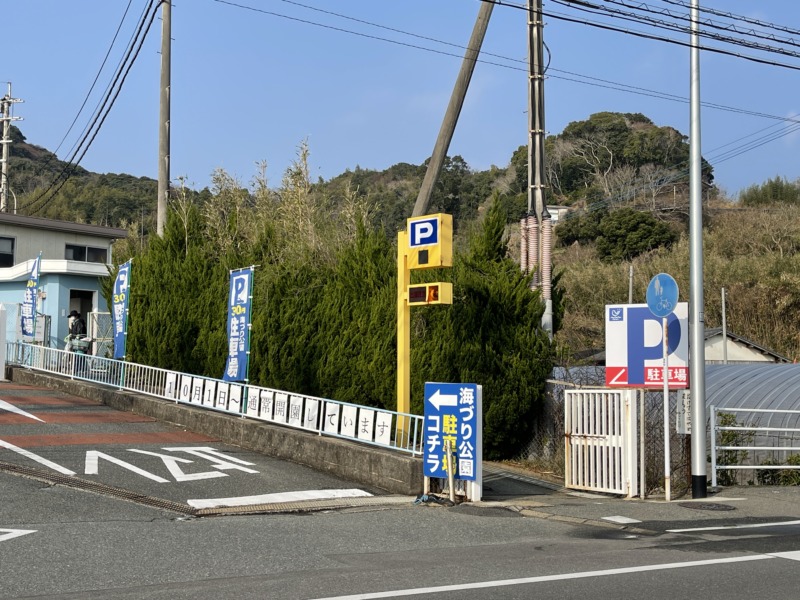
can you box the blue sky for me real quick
[5,0,800,198]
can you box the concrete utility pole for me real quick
[528,0,545,220]
[157,0,171,236]
[689,0,708,499]
[0,83,23,214]
[411,1,493,217]
[528,0,553,337]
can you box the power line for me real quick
[51,0,138,159]
[478,0,800,72]
[21,0,161,214]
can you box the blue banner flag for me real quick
[112,260,132,359]
[223,267,254,382]
[21,255,41,339]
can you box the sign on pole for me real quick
[646,272,679,503]
[406,214,452,269]
[112,260,132,359]
[223,267,254,383]
[605,303,689,388]
[21,254,41,341]
[423,382,482,501]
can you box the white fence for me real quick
[7,341,423,456]
[564,389,638,497]
[710,405,800,487]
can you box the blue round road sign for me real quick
[646,273,679,318]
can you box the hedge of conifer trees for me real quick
[109,157,555,459]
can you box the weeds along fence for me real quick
[6,341,424,457]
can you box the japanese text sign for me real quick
[21,255,40,340]
[223,267,253,382]
[605,303,689,388]
[112,260,131,359]
[423,382,481,480]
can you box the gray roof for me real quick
[552,364,800,430]
[704,327,790,363]
[706,364,800,429]
[0,212,127,239]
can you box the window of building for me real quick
[0,237,14,267]
[66,244,107,264]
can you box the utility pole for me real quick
[412,1,493,217]
[0,83,23,213]
[689,0,708,499]
[527,0,553,337]
[157,0,171,236]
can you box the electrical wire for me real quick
[21,0,161,215]
[51,0,137,158]
[478,0,800,72]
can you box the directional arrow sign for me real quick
[428,389,458,411]
[0,529,36,543]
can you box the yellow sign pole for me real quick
[397,230,411,446]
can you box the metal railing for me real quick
[710,405,800,487]
[7,341,423,456]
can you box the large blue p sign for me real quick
[409,217,439,247]
[626,306,681,385]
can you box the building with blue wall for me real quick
[0,213,126,347]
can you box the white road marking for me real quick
[308,553,797,600]
[128,449,229,482]
[668,520,800,533]
[188,488,372,509]
[0,399,44,422]
[85,451,169,483]
[603,515,642,524]
[0,439,75,475]
[0,529,36,543]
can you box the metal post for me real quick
[0,304,6,381]
[689,0,708,498]
[721,287,727,364]
[710,405,717,487]
[157,0,171,236]
[663,317,671,502]
[396,231,411,444]
[640,389,646,498]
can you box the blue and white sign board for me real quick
[424,382,483,500]
[605,303,689,388]
[646,273,679,318]
[409,217,439,248]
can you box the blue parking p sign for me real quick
[409,217,439,247]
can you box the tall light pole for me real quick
[689,0,708,499]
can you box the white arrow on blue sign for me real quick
[409,217,439,247]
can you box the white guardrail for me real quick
[7,341,423,456]
[710,405,800,487]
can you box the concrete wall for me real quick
[9,367,424,496]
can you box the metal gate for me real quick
[565,389,638,497]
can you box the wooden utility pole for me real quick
[412,2,493,217]
[157,0,171,236]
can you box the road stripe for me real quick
[0,439,75,475]
[0,432,216,447]
[0,399,44,422]
[668,520,800,533]
[308,554,781,600]
[603,515,642,524]
[188,488,373,509]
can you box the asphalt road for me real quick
[2,381,800,599]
